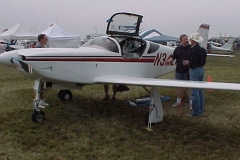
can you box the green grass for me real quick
[0,54,240,160]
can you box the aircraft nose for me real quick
[0,50,19,67]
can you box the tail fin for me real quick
[222,38,234,50]
[196,23,210,49]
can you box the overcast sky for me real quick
[1,0,240,38]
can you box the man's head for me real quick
[189,39,197,45]
[37,34,48,45]
[188,32,203,45]
[180,34,189,47]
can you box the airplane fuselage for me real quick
[1,39,176,85]
[210,44,233,52]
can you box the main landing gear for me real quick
[146,87,164,131]
[58,90,72,101]
[31,79,46,123]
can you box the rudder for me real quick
[222,38,234,50]
[196,24,210,49]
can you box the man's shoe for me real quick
[40,100,49,106]
[38,105,45,109]
[171,102,180,107]
[186,113,201,117]
[187,113,194,117]
[103,95,110,100]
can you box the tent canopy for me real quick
[145,35,179,43]
[0,23,38,40]
[42,24,81,48]
[139,29,163,39]
[139,29,179,43]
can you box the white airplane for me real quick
[1,12,240,130]
[210,38,234,53]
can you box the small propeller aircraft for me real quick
[1,12,240,130]
[207,41,222,47]
[210,38,234,53]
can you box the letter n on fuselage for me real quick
[154,53,161,66]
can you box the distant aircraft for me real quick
[207,41,222,47]
[0,12,240,131]
[210,38,234,53]
[0,40,23,52]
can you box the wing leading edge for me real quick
[95,75,240,91]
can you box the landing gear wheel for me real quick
[58,90,72,101]
[32,110,45,123]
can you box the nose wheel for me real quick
[32,79,47,123]
[31,110,45,123]
[58,90,72,101]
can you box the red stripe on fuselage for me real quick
[25,57,155,63]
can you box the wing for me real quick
[95,75,240,91]
[207,54,235,58]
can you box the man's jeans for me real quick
[190,67,204,115]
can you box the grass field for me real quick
[0,54,240,160]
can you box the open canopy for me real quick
[0,23,38,40]
[42,24,81,48]
[106,12,143,37]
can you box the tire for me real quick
[32,110,45,123]
[58,90,63,98]
[59,90,72,101]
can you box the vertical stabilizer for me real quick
[222,38,234,50]
[196,24,210,49]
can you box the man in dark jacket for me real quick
[166,34,192,109]
[183,32,207,116]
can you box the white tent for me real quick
[0,23,38,40]
[42,24,81,48]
